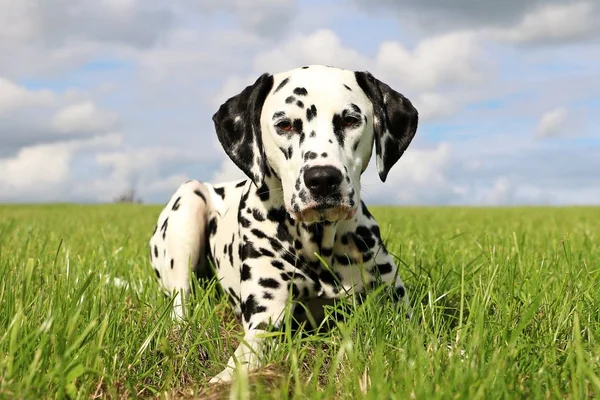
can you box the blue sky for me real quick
[0,0,598,205]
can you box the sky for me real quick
[0,0,598,205]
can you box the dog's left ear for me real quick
[355,71,419,182]
[212,73,274,186]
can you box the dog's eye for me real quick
[276,120,293,132]
[342,116,361,128]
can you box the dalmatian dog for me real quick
[148,65,419,383]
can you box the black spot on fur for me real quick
[306,104,317,122]
[332,113,345,147]
[153,245,158,258]
[214,187,225,199]
[289,282,301,298]
[321,247,333,257]
[154,268,161,279]
[370,225,381,242]
[239,188,250,210]
[309,130,316,138]
[242,294,267,323]
[251,228,267,239]
[344,84,352,91]
[274,77,289,93]
[241,264,252,281]
[172,196,181,211]
[285,96,296,104]
[260,248,276,258]
[394,286,406,300]
[355,226,376,250]
[374,262,393,275]
[298,189,308,203]
[321,152,328,158]
[282,251,298,267]
[169,258,174,269]
[235,180,247,188]
[263,291,274,300]
[194,189,206,202]
[257,182,270,201]
[272,111,285,121]
[267,207,287,224]
[301,66,309,69]
[228,288,241,303]
[259,278,281,289]
[293,87,308,96]
[304,151,318,161]
[335,254,352,265]
[293,119,303,135]
[243,242,262,259]
[160,218,169,239]
[276,224,293,243]
[299,131,306,146]
[271,260,285,270]
[296,100,304,108]
[281,145,293,160]
[353,138,361,152]
[252,209,265,222]
[228,236,235,266]
[207,217,217,237]
[240,216,251,228]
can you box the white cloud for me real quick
[144,174,190,197]
[95,147,192,183]
[376,32,484,91]
[0,134,122,201]
[0,76,121,155]
[361,142,467,205]
[490,2,599,45]
[252,29,485,92]
[212,158,247,184]
[0,0,175,47]
[536,107,568,138]
[413,92,457,122]
[52,101,119,135]
[253,29,369,73]
[0,77,55,112]
[191,0,297,37]
[482,176,513,205]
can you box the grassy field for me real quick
[0,204,599,399]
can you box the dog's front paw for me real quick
[209,368,235,384]
[209,364,246,384]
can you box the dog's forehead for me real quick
[268,66,365,105]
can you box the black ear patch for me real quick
[355,71,419,182]
[212,73,275,185]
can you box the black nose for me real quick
[303,166,343,197]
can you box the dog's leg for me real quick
[149,180,213,321]
[369,232,411,315]
[210,255,311,383]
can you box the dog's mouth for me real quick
[288,203,357,223]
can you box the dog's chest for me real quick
[207,180,377,305]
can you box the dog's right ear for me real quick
[212,73,274,186]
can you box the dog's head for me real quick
[213,65,418,223]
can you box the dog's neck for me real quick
[250,174,340,263]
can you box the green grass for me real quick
[1,204,599,399]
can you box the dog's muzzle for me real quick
[289,165,356,223]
